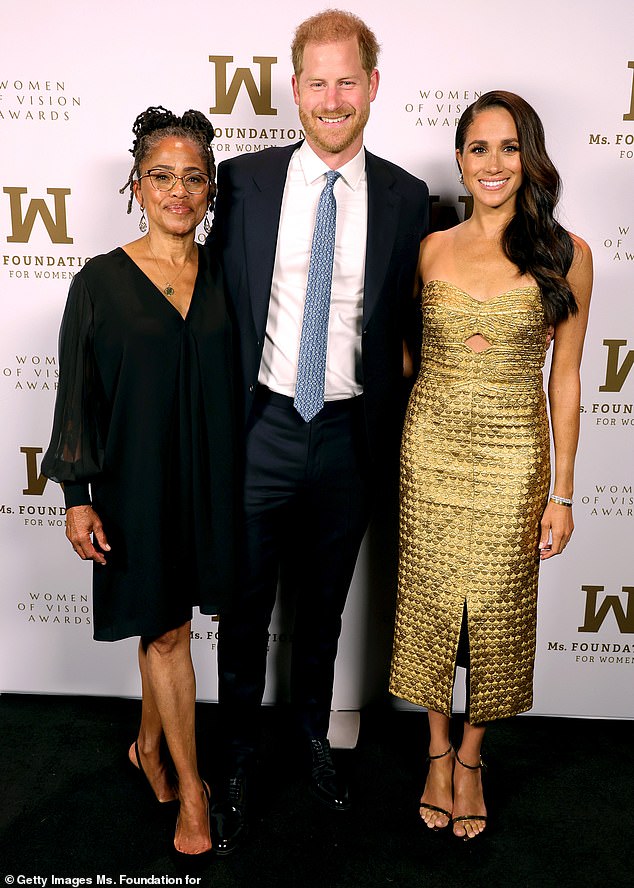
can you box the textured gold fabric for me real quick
[390,281,551,723]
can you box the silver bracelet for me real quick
[550,494,573,507]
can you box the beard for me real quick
[298,102,370,156]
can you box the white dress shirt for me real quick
[258,140,368,400]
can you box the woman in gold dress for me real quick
[390,91,592,840]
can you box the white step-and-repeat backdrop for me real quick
[1,0,632,719]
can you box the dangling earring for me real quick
[203,210,211,236]
[458,172,464,185]
[139,207,147,233]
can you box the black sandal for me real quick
[452,752,487,840]
[419,745,453,830]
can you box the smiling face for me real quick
[133,135,210,238]
[292,36,379,167]
[457,107,523,213]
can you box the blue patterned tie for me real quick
[294,170,341,422]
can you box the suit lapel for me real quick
[363,150,401,326]
[239,144,400,335]
[242,143,300,338]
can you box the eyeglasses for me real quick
[140,169,210,194]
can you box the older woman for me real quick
[43,106,235,857]
[390,91,592,839]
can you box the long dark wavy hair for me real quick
[119,106,216,214]
[455,91,577,324]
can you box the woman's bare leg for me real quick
[453,721,487,839]
[419,709,454,829]
[144,621,210,854]
[128,639,178,802]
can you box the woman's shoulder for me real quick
[63,249,129,311]
[567,232,593,280]
[420,226,460,253]
[568,232,592,264]
[566,232,593,306]
[196,241,223,284]
[418,226,458,273]
[75,247,125,282]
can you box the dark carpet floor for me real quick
[0,694,632,888]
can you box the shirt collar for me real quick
[297,140,366,190]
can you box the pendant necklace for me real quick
[146,237,191,297]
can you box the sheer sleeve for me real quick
[42,272,106,496]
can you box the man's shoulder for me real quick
[365,149,428,195]
[218,142,301,178]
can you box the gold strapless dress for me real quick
[390,280,551,723]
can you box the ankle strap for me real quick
[427,744,453,762]
[455,751,485,770]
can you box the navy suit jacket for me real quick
[210,141,429,471]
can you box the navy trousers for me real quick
[218,386,372,769]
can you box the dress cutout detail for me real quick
[390,280,550,723]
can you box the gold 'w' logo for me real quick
[4,187,73,244]
[209,55,277,116]
[22,447,48,496]
[578,586,634,633]
[599,340,634,393]
[624,61,634,121]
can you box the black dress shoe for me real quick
[309,738,351,811]
[210,774,249,856]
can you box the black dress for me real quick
[43,245,236,641]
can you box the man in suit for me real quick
[210,9,429,854]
